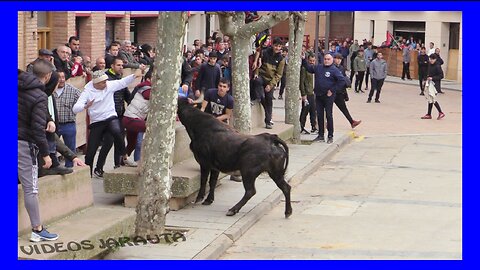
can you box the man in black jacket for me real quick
[417,47,429,95]
[253,37,286,129]
[333,54,362,129]
[18,61,59,242]
[52,45,72,80]
[303,53,346,143]
[420,54,445,120]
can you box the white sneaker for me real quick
[123,157,138,167]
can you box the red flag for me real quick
[386,31,392,46]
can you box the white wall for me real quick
[354,11,462,82]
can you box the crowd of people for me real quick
[18,13,448,242]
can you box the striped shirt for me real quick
[53,84,81,124]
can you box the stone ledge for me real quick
[18,206,136,260]
[18,166,93,235]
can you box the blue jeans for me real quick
[134,132,144,162]
[57,122,76,167]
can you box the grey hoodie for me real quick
[370,58,388,80]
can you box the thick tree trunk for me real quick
[285,12,307,144]
[218,12,288,134]
[135,12,187,237]
[230,37,251,134]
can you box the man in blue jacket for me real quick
[303,53,346,144]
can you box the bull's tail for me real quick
[272,135,289,176]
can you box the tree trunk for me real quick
[230,37,251,134]
[135,12,187,238]
[285,12,307,144]
[218,12,289,134]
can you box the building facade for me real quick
[18,11,220,70]
[353,11,462,81]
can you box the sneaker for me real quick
[327,137,334,144]
[438,91,445,94]
[421,114,432,119]
[351,120,362,129]
[401,78,405,80]
[359,89,365,93]
[301,129,310,135]
[408,78,413,80]
[41,165,73,176]
[123,157,138,167]
[313,135,325,142]
[270,120,275,125]
[94,168,104,178]
[366,99,371,103]
[30,228,59,242]
[310,128,318,134]
[278,95,283,100]
[265,123,273,129]
[420,92,425,96]
[375,100,381,103]
[437,112,445,120]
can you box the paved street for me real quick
[220,79,462,259]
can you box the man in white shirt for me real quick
[427,42,435,56]
[73,68,146,176]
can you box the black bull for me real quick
[177,98,292,217]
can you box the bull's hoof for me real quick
[285,208,292,218]
[202,199,213,205]
[226,209,238,216]
[194,196,204,204]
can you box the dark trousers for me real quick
[86,117,125,176]
[299,94,317,130]
[355,71,365,92]
[253,77,274,124]
[96,116,125,170]
[402,62,411,79]
[365,67,370,88]
[316,94,335,138]
[334,92,354,124]
[368,78,385,101]
[349,56,356,82]
[418,69,427,92]
[279,68,287,96]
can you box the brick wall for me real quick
[79,12,106,61]
[114,13,131,42]
[51,12,76,50]
[18,12,25,69]
[19,11,39,70]
[136,17,158,48]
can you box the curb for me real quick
[193,133,352,259]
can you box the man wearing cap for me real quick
[72,67,146,177]
[26,49,55,73]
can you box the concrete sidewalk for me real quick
[104,132,351,259]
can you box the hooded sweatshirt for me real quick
[73,74,136,124]
[18,71,50,157]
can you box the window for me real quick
[37,12,52,49]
